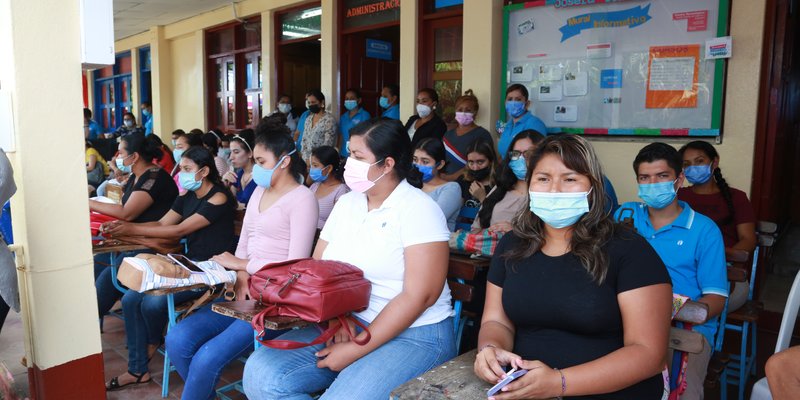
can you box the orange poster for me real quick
[645,44,700,109]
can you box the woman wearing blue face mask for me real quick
[379,83,401,120]
[165,115,318,400]
[99,146,236,392]
[497,84,548,159]
[309,145,349,231]
[472,130,544,234]
[339,88,371,157]
[413,138,462,232]
[170,132,204,194]
[475,134,672,400]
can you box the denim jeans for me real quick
[243,317,455,400]
[123,288,206,374]
[95,250,151,318]
[164,304,285,400]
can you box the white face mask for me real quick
[416,104,432,118]
[278,103,292,114]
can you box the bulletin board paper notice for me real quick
[646,44,700,109]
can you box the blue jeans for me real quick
[243,317,455,400]
[123,288,206,374]
[164,304,285,400]
[95,250,151,318]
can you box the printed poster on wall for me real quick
[645,44,700,109]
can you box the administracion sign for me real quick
[559,3,651,42]
[343,0,401,30]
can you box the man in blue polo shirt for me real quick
[614,142,727,400]
[338,88,370,157]
[379,83,400,120]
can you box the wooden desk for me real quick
[211,300,309,331]
[390,350,489,400]
[92,241,149,256]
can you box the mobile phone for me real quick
[167,254,203,272]
[486,368,528,397]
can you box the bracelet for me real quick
[554,368,566,399]
[476,343,497,355]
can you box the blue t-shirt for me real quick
[381,104,400,120]
[339,108,371,156]
[87,120,102,140]
[295,110,311,153]
[235,169,258,205]
[144,116,153,136]
[614,201,728,345]
[497,112,548,159]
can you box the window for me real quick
[94,52,133,132]
[139,47,152,117]
[275,4,321,114]
[206,17,262,131]
[420,0,463,126]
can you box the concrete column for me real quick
[462,0,504,136]
[0,0,105,397]
[150,26,173,137]
[399,0,419,120]
[261,10,276,114]
[131,47,141,119]
[321,0,339,116]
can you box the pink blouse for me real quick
[236,185,319,274]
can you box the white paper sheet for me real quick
[648,57,696,91]
[553,105,578,122]
[563,71,588,97]
[538,82,563,102]
[538,64,562,81]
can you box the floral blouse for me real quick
[300,112,337,161]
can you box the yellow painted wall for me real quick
[169,32,206,132]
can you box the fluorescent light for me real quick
[300,8,321,19]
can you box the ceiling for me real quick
[113,0,236,40]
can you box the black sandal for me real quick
[106,370,151,391]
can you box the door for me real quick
[342,27,400,118]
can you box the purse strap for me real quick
[255,314,371,350]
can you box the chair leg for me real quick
[737,321,749,400]
[750,322,758,377]
[160,293,177,398]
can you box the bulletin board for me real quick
[502,0,730,137]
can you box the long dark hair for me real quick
[678,140,735,222]
[121,132,162,162]
[477,130,543,229]
[507,134,615,284]
[349,118,423,188]
[201,132,220,156]
[311,145,344,181]
[462,138,498,184]
[181,146,236,204]
[414,137,446,170]
[254,115,307,179]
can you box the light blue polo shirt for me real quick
[497,112,548,159]
[339,108,371,156]
[295,110,310,153]
[614,200,728,345]
[381,104,400,120]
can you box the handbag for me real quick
[248,258,372,349]
[448,229,504,257]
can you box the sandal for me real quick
[106,371,151,391]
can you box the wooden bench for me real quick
[233,208,245,236]
[211,300,310,331]
[106,182,124,204]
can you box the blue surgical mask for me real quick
[218,148,231,161]
[142,109,151,117]
[509,157,527,181]
[124,120,134,128]
[414,163,435,183]
[309,167,329,183]
[529,190,591,229]
[684,165,713,185]
[344,100,358,111]
[505,100,527,118]
[179,171,202,192]
[173,148,184,162]
[379,96,390,109]
[638,180,678,209]
[252,150,296,189]
[115,155,132,173]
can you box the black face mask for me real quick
[308,104,322,114]
[469,167,490,181]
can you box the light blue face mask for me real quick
[308,167,329,183]
[638,180,678,209]
[178,170,203,192]
[414,163,435,183]
[684,164,712,185]
[344,100,358,111]
[218,148,232,161]
[115,155,132,173]
[505,100,527,119]
[379,96,390,109]
[529,190,591,229]
[173,148,185,163]
[252,150,296,189]
[509,157,528,181]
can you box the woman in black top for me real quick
[100,146,237,391]
[404,88,447,150]
[454,138,498,230]
[475,135,672,399]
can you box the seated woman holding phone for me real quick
[100,146,237,391]
[474,135,672,399]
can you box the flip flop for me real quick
[106,371,151,391]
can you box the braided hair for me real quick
[679,141,735,224]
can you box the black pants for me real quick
[0,295,9,335]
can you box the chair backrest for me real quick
[455,205,479,232]
[775,269,800,354]
[233,209,245,236]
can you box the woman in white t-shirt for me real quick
[243,118,455,400]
